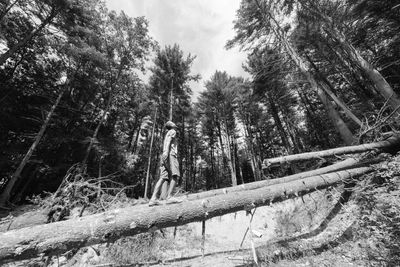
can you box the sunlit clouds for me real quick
[105,0,250,100]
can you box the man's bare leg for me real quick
[149,178,165,206]
[166,177,177,199]
[166,176,182,203]
[160,180,169,200]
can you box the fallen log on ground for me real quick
[263,134,400,167]
[0,157,377,233]
[0,167,371,263]
[186,157,380,201]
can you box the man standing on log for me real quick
[149,121,182,206]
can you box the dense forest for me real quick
[1,0,400,209]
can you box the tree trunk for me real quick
[0,89,64,206]
[169,79,173,121]
[186,157,376,201]
[324,25,400,113]
[317,87,355,145]
[0,167,370,263]
[0,9,57,66]
[244,123,260,181]
[224,129,237,186]
[262,7,355,145]
[263,134,400,167]
[267,93,292,151]
[305,54,363,127]
[0,156,382,233]
[144,107,157,198]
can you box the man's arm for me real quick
[162,129,176,161]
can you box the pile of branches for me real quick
[358,100,400,143]
[30,163,139,223]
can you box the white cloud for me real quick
[105,0,250,100]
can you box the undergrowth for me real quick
[352,157,400,266]
[259,155,400,267]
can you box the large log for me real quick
[0,157,371,233]
[186,157,378,201]
[263,135,400,167]
[0,157,373,233]
[0,167,371,263]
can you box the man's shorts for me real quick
[160,155,180,181]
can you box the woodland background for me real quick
[1,0,400,207]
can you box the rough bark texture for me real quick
[0,168,370,263]
[324,24,400,113]
[263,11,355,145]
[186,157,375,201]
[0,157,381,233]
[264,135,400,167]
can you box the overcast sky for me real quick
[105,0,250,100]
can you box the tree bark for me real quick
[260,6,355,145]
[323,25,400,113]
[267,93,292,151]
[186,157,376,201]
[0,88,64,206]
[224,128,237,186]
[305,54,363,127]
[263,134,400,167]
[169,79,173,121]
[0,156,381,233]
[144,107,157,198]
[316,86,355,145]
[0,167,370,263]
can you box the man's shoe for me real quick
[165,197,183,204]
[148,199,161,206]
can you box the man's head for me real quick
[165,121,177,130]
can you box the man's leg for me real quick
[166,175,177,199]
[165,175,183,203]
[165,155,182,203]
[149,164,169,206]
[160,180,169,200]
[150,178,164,201]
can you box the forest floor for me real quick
[3,156,400,267]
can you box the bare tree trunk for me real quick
[144,107,157,198]
[0,167,370,263]
[267,93,292,151]
[305,54,363,127]
[222,126,237,186]
[0,155,385,233]
[244,123,260,181]
[257,3,355,145]
[323,25,400,113]
[0,88,64,206]
[187,157,379,201]
[263,134,400,166]
[169,79,173,121]
[317,87,355,145]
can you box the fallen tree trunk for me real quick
[263,135,400,167]
[186,157,379,201]
[0,167,371,263]
[0,157,376,233]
